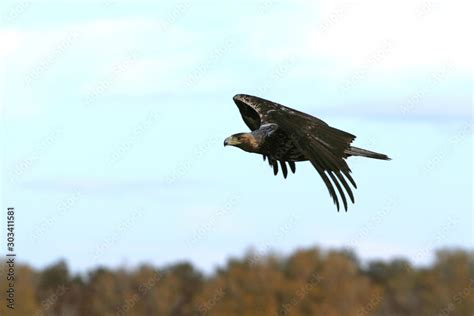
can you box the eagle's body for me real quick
[224,94,391,211]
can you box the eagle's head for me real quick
[224,133,259,153]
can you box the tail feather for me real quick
[346,146,391,160]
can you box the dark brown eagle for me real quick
[224,94,391,211]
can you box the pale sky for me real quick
[0,0,472,273]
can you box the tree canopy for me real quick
[1,247,472,316]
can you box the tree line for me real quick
[0,247,472,316]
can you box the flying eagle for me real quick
[224,94,390,211]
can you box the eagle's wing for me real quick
[267,110,357,211]
[233,94,357,211]
[234,95,264,131]
[233,94,328,130]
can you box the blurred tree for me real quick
[1,247,471,315]
[35,260,72,316]
[80,267,130,316]
[164,262,204,316]
[0,264,39,315]
[367,259,418,315]
[199,255,283,316]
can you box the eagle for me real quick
[224,94,391,211]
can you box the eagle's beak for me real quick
[224,136,237,147]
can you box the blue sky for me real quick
[0,0,472,273]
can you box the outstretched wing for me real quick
[268,109,357,211]
[234,94,271,130]
[234,94,328,131]
[233,94,357,211]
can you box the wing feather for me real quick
[327,171,348,211]
[288,161,296,174]
[280,161,288,179]
[272,159,279,176]
[267,111,357,211]
[310,160,340,210]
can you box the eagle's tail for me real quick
[345,146,391,160]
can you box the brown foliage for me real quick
[0,247,472,316]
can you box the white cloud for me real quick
[1,2,471,121]
[243,0,472,73]
[1,17,203,117]
[310,1,471,71]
